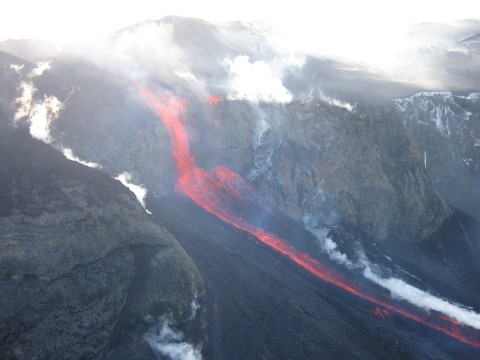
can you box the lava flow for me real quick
[138,84,480,349]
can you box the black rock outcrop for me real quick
[0,118,204,359]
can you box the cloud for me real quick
[145,316,202,360]
[224,55,292,103]
[115,172,151,213]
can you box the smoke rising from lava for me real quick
[138,83,480,349]
[362,261,480,330]
[308,223,480,333]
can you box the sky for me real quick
[1,0,480,67]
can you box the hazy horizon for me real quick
[2,1,480,69]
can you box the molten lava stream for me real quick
[137,84,480,349]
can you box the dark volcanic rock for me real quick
[199,100,450,243]
[395,92,480,220]
[1,29,451,246]
[0,120,204,359]
[148,197,461,360]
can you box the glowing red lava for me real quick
[138,84,480,349]
[207,95,223,107]
[372,307,391,322]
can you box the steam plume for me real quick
[13,78,62,143]
[318,91,355,112]
[62,148,102,169]
[28,61,51,78]
[9,64,24,74]
[145,316,202,360]
[311,226,480,331]
[115,172,151,213]
[362,260,480,330]
[225,55,292,103]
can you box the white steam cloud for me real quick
[189,298,200,321]
[307,225,353,269]
[28,61,51,78]
[62,148,102,169]
[174,71,198,81]
[303,213,354,268]
[28,95,62,142]
[146,316,202,360]
[307,219,480,330]
[318,91,355,112]
[13,74,62,143]
[9,64,24,74]
[115,172,151,213]
[12,64,105,171]
[362,260,480,330]
[225,55,292,103]
[14,81,36,121]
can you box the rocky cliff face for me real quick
[2,18,480,359]
[1,23,452,246]
[0,120,204,359]
[33,59,449,244]
[395,92,480,219]
[189,100,451,243]
[31,65,450,245]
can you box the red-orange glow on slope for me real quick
[208,95,223,107]
[372,307,392,322]
[138,85,480,349]
[137,87,194,176]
